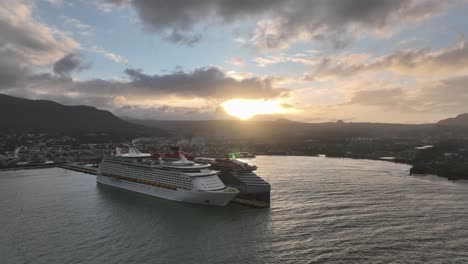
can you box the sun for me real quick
[221,99,289,120]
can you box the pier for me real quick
[2,163,269,208]
[0,163,56,171]
[56,163,98,175]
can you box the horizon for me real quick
[1,1,468,123]
[2,2,468,260]
[3,92,466,125]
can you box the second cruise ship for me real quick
[97,145,239,206]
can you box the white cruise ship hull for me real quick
[96,175,238,206]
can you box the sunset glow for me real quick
[221,99,288,120]
[0,0,467,123]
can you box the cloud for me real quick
[0,54,30,91]
[90,46,128,64]
[226,57,245,66]
[305,40,468,81]
[93,2,116,13]
[53,53,88,77]
[0,0,79,65]
[106,0,455,49]
[0,0,80,90]
[254,54,288,67]
[122,67,288,99]
[285,74,468,124]
[350,88,404,107]
[164,31,202,46]
[2,0,464,123]
[45,0,65,7]
[3,46,289,117]
[113,104,229,120]
[254,51,321,67]
[418,76,468,111]
[61,16,94,36]
[347,75,468,114]
[225,71,253,80]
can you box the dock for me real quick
[56,163,98,175]
[0,163,56,171]
[2,163,270,208]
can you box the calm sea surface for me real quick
[1,156,468,264]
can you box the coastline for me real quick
[2,154,465,182]
[253,154,468,182]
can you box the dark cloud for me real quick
[53,53,88,76]
[164,31,202,46]
[108,0,450,49]
[0,54,29,91]
[122,67,288,99]
[2,62,289,115]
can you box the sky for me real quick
[1,0,468,123]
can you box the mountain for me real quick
[432,113,468,137]
[437,113,468,127]
[0,94,167,137]
[3,93,465,140]
[127,118,434,141]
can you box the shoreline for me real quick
[2,155,464,182]
[252,154,467,182]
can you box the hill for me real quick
[431,113,468,137]
[126,118,435,141]
[0,94,167,137]
[3,93,465,141]
[437,113,468,127]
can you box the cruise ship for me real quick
[195,157,271,205]
[97,145,239,206]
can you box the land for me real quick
[2,129,468,181]
[0,94,167,137]
[1,94,468,180]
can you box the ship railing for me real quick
[100,172,178,190]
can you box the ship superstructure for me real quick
[97,145,239,206]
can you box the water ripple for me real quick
[1,157,468,263]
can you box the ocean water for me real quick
[1,156,467,264]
